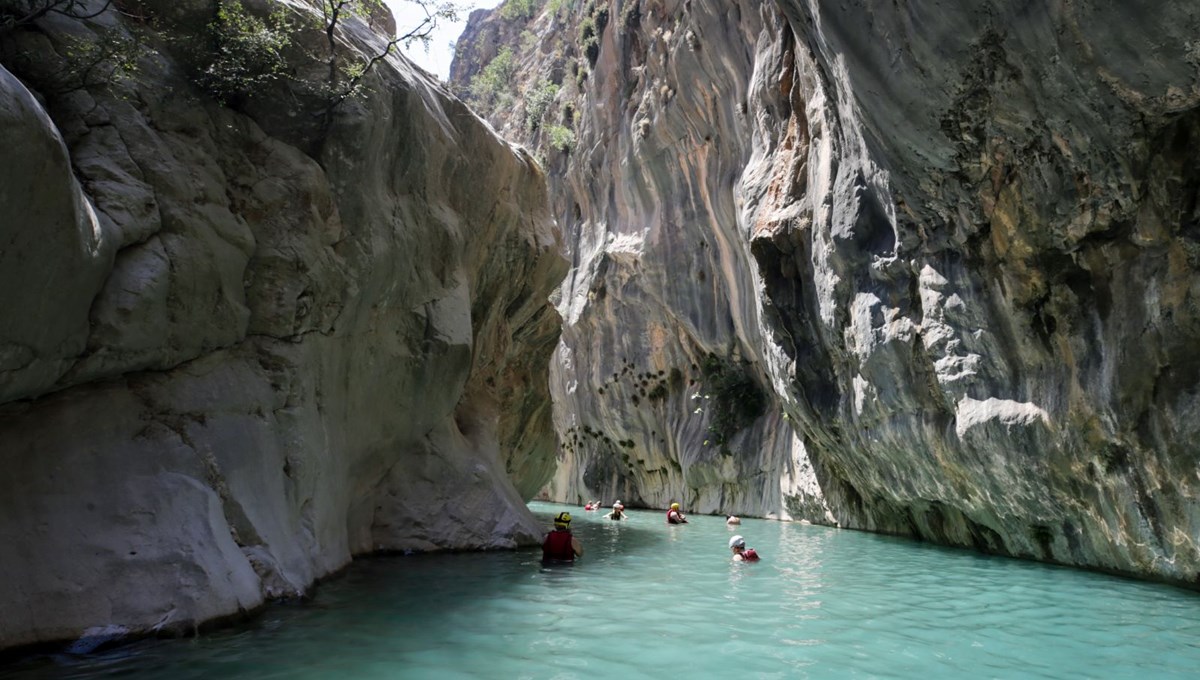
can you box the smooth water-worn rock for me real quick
[0,0,564,651]
[453,0,1200,584]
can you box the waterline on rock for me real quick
[4,501,1199,678]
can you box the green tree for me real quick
[394,0,459,49]
[545,123,575,152]
[523,78,558,131]
[498,0,540,22]
[0,0,139,95]
[468,45,516,110]
[0,0,113,34]
[320,0,459,108]
[194,0,292,104]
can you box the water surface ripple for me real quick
[4,501,1199,679]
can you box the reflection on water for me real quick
[4,501,1200,679]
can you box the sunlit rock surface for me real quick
[0,0,564,650]
[455,0,820,520]
[453,0,1200,584]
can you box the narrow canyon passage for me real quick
[3,0,1200,670]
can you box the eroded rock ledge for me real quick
[0,0,565,650]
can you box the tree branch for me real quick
[48,0,112,20]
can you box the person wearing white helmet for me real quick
[604,501,627,520]
[728,535,760,562]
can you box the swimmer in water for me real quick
[729,535,760,562]
[666,502,688,524]
[604,501,627,520]
[542,512,583,563]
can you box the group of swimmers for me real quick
[541,502,761,563]
[582,499,691,524]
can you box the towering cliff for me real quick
[454,0,819,520]
[0,0,565,651]
[453,0,1200,585]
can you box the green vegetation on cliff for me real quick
[468,44,516,109]
[498,0,541,22]
[699,353,766,455]
[192,0,293,104]
[0,0,461,111]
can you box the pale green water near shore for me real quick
[4,500,1200,679]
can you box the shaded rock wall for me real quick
[454,0,1200,584]
[0,0,565,650]
[761,0,1200,581]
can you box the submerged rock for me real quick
[0,0,565,651]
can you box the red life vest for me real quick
[741,548,760,562]
[666,510,684,524]
[542,529,576,562]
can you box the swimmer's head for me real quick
[613,501,624,509]
[729,535,746,550]
[554,512,572,528]
[671,502,680,510]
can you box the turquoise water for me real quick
[5,500,1200,679]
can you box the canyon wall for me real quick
[454,0,1200,584]
[455,0,823,520]
[0,0,565,650]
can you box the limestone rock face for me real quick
[0,1,564,651]
[757,0,1200,581]
[454,0,824,519]
[0,67,112,402]
[454,0,1200,585]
